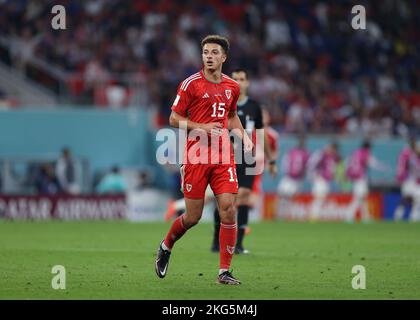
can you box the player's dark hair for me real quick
[201,35,230,54]
[231,68,248,79]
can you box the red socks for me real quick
[219,222,237,270]
[163,215,187,250]
[163,216,237,272]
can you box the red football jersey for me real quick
[171,70,240,165]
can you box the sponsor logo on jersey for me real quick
[225,90,232,99]
[202,92,210,98]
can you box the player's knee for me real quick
[248,195,257,208]
[220,204,236,223]
[237,188,251,205]
[182,214,201,229]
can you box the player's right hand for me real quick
[202,122,223,136]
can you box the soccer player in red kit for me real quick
[155,35,253,285]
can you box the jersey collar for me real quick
[200,69,223,84]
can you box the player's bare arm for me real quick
[228,109,253,152]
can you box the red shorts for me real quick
[180,163,238,199]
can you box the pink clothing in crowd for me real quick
[312,150,341,181]
[346,148,371,180]
[409,153,420,184]
[396,147,416,183]
[283,148,310,180]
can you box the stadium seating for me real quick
[0,0,418,137]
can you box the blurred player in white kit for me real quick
[408,147,420,221]
[277,136,310,199]
[394,137,420,221]
[308,142,341,221]
[345,140,389,222]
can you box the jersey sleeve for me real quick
[230,84,240,113]
[171,82,193,117]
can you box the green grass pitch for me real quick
[1,220,419,299]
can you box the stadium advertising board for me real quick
[263,193,383,221]
[382,193,418,221]
[0,195,126,220]
[126,189,171,221]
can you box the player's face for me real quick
[202,43,226,71]
[232,71,249,95]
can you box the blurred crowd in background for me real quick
[0,0,419,137]
[0,146,154,196]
